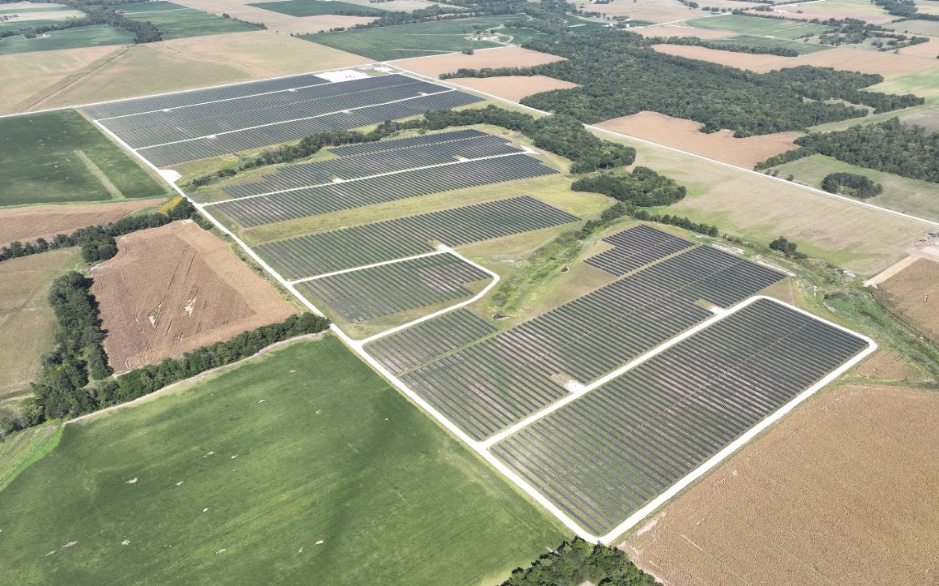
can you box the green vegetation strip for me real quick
[0,23,133,55]
[0,337,563,585]
[249,0,385,17]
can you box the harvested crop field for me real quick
[634,24,735,39]
[651,44,939,78]
[597,111,800,168]
[91,221,296,372]
[446,75,578,102]
[393,46,565,78]
[623,384,939,586]
[0,199,165,247]
[770,0,895,24]
[874,257,939,344]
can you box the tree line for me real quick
[497,537,660,586]
[650,35,800,57]
[0,197,203,264]
[757,118,939,183]
[440,29,923,136]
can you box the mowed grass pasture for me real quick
[686,14,831,39]
[307,15,510,60]
[0,110,168,206]
[0,24,133,55]
[120,2,259,40]
[0,336,564,585]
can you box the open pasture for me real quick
[624,384,939,586]
[249,0,385,17]
[296,252,491,322]
[0,24,133,55]
[445,75,579,103]
[392,45,566,78]
[254,196,579,279]
[212,155,558,228]
[308,16,511,61]
[402,237,785,441]
[0,109,167,206]
[0,336,564,585]
[491,298,870,537]
[121,3,257,40]
[685,14,831,40]
[91,221,296,372]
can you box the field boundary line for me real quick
[390,65,939,230]
[205,150,529,206]
[289,249,450,283]
[132,89,457,150]
[597,295,877,544]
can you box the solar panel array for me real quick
[254,196,579,280]
[490,298,869,535]
[89,73,484,166]
[212,155,558,227]
[329,128,486,156]
[296,253,490,322]
[585,225,695,276]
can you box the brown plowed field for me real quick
[597,111,801,168]
[623,384,939,586]
[634,24,735,39]
[0,199,165,248]
[854,348,928,381]
[874,257,939,344]
[91,221,295,372]
[446,75,578,102]
[652,43,939,78]
[393,46,565,77]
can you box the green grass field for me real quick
[249,0,385,17]
[710,34,833,54]
[117,1,186,13]
[308,15,510,60]
[686,14,831,40]
[0,110,168,206]
[0,336,563,585]
[0,24,133,55]
[122,7,257,40]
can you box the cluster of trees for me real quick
[20,311,330,429]
[814,17,928,49]
[0,197,200,263]
[821,172,883,198]
[571,167,686,207]
[442,30,922,136]
[769,236,806,259]
[497,538,660,586]
[758,118,939,183]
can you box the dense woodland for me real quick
[441,30,923,135]
[497,538,660,586]
[571,168,687,208]
[758,118,939,183]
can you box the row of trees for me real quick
[0,197,201,263]
[441,30,922,136]
[821,172,883,199]
[650,35,800,57]
[497,538,660,586]
[757,118,939,183]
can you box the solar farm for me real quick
[89,71,874,543]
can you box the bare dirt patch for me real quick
[0,199,166,246]
[854,348,928,380]
[91,221,295,372]
[874,257,939,344]
[652,43,939,78]
[597,111,801,168]
[393,46,565,78]
[0,199,165,248]
[446,75,578,102]
[623,384,939,586]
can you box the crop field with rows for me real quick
[212,155,558,227]
[254,196,578,279]
[89,73,483,166]
[222,131,522,198]
[585,224,694,276]
[490,298,870,536]
[401,241,785,441]
[295,253,490,322]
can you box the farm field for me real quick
[492,298,869,537]
[121,3,258,40]
[0,24,134,55]
[307,16,512,61]
[874,257,939,344]
[0,424,60,493]
[29,32,371,113]
[624,384,939,586]
[767,154,939,223]
[392,45,566,78]
[0,336,565,585]
[596,112,801,169]
[579,0,718,23]
[0,248,82,400]
[634,24,735,39]
[0,199,165,247]
[445,75,579,102]
[0,109,167,206]
[249,0,385,17]
[685,14,831,39]
[769,0,895,24]
[91,221,296,373]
